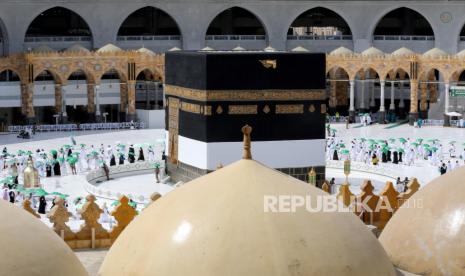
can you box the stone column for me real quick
[119,82,128,121]
[389,81,395,111]
[127,81,137,122]
[379,80,386,123]
[61,85,68,123]
[419,82,428,120]
[349,80,355,122]
[54,84,62,116]
[95,85,101,122]
[360,79,366,111]
[87,83,96,122]
[21,83,35,124]
[444,82,450,127]
[409,80,419,125]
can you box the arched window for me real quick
[374,8,434,39]
[288,7,352,37]
[25,7,92,38]
[118,7,180,36]
[206,7,266,36]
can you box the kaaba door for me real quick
[168,97,179,164]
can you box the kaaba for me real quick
[164,51,326,183]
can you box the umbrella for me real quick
[446,112,462,117]
[431,147,438,152]
[389,138,396,143]
[397,148,405,153]
[33,188,48,197]
[340,149,350,155]
[338,143,346,148]
[399,138,407,143]
[416,138,423,143]
[51,192,69,199]
[62,144,72,149]
[50,149,58,155]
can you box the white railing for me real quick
[24,36,92,43]
[205,35,266,41]
[287,35,352,41]
[116,35,181,41]
[326,160,397,180]
[84,161,166,203]
[373,35,434,41]
[7,122,147,133]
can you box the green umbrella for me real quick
[431,147,438,152]
[411,142,419,147]
[67,156,78,165]
[50,149,58,155]
[399,138,407,143]
[397,148,405,153]
[62,144,72,149]
[129,201,137,208]
[34,188,49,197]
[111,200,120,207]
[338,143,346,148]
[422,144,431,148]
[389,138,396,143]
[340,149,350,155]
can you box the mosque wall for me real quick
[0,1,464,54]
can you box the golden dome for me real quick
[380,166,465,275]
[0,200,87,276]
[100,127,395,276]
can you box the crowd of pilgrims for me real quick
[327,136,465,173]
[0,142,159,217]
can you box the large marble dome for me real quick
[100,134,395,276]
[380,166,465,275]
[0,200,87,276]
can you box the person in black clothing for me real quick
[110,154,116,166]
[393,151,399,164]
[53,158,61,176]
[138,148,145,161]
[439,163,447,175]
[381,152,387,163]
[38,196,47,214]
[46,163,52,177]
[128,145,135,163]
[8,190,15,203]
[118,154,125,165]
[403,177,410,192]
[162,151,168,174]
[399,151,403,163]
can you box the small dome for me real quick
[232,46,246,51]
[291,46,309,52]
[168,47,181,52]
[97,43,123,53]
[391,47,415,56]
[32,45,54,53]
[380,166,465,275]
[361,47,384,56]
[201,46,214,51]
[329,46,353,56]
[100,127,395,275]
[137,47,156,55]
[0,200,87,275]
[264,46,276,52]
[65,44,90,53]
[423,48,448,58]
[456,49,465,57]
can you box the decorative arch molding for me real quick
[367,5,437,41]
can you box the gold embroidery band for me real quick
[228,105,258,115]
[165,85,326,102]
[276,104,304,114]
